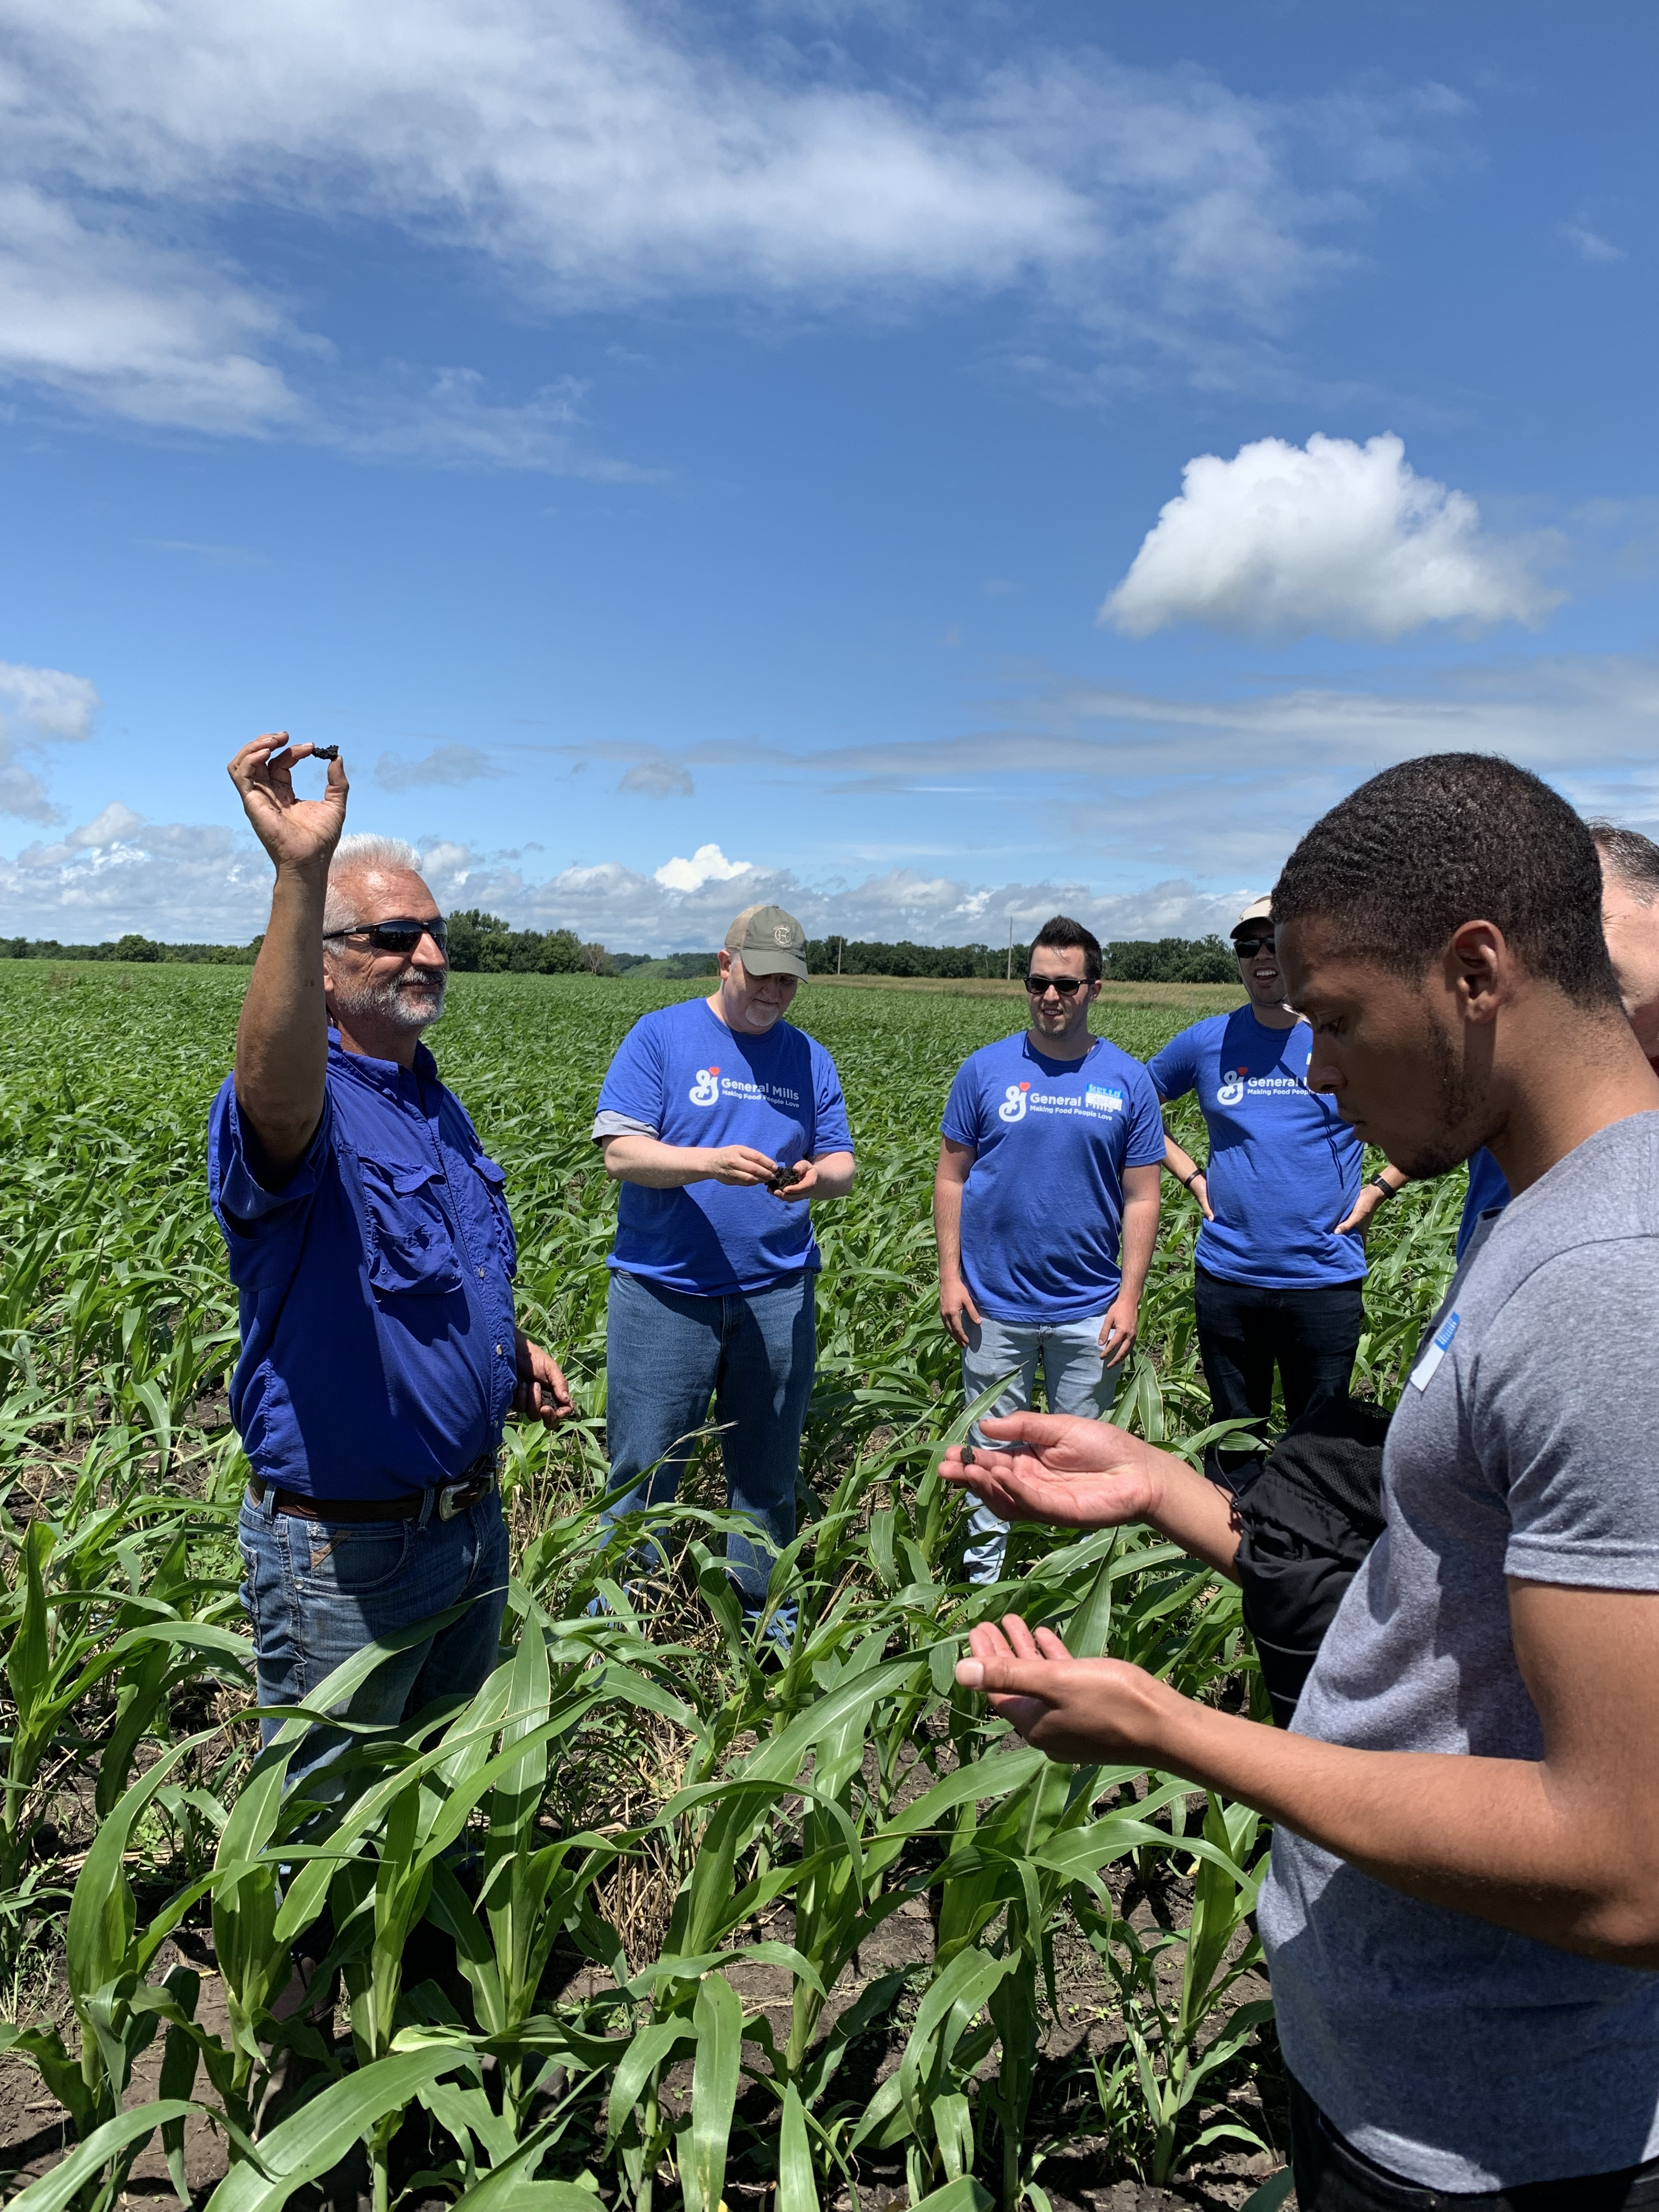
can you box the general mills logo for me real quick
[689,1065,720,1105]
[997,1081,1030,1123]
[1216,1066,1248,1108]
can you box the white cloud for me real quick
[1101,432,1560,641]
[19,653,1659,947]
[0,659,101,741]
[375,743,504,792]
[1559,222,1625,266]
[332,368,655,478]
[1,806,273,939]
[0,184,302,432]
[410,847,1245,952]
[0,5,1457,440]
[653,842,752,891]
[0,190,640,467]
[0,657,103,822]
[619,761,695,798]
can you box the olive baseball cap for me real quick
[1231,895,1273,939]
[725,903,809,980]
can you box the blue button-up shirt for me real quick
[208,1032,519,1500]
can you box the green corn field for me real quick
[0,962,1463,2212]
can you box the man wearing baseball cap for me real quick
[1149,896,1405,1488]
[591,904,854,1631]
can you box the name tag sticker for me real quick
[1409,1310,1460,1392]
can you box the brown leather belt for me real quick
[247,1453,499,1525]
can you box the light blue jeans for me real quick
[960,1311,1121,1584]
[237,1482,510,1801]
[602,1267,815,1617]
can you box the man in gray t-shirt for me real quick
[1259,1111,1659,2185]
[941,753,1659,2199]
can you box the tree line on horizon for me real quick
[1,916,1239,984]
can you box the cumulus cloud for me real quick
[1101,433,1560,641]
[0,5,1458,439]
[619,761,695,798]
[653,842,751,891]
[0,660,101,741]
[0,657,103,822]
[403,844,1246,953]
[19,653,1659,947]
[375,743,505,792]
[1,805,273,939]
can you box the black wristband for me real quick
[1181,1166,1205,1189]
[1368,1172,1395,1198]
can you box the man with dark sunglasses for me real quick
[210,735,573,1826]
[934,915,1164,1584]
[1150,896,1404,1489]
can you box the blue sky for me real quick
[3,0,1656,948]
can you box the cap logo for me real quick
[774,924,792,946]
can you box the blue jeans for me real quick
[960,1311,1121,1584]
[236,1483,510,1801]
[602,1268,815,1612]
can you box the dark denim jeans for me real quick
[237,1482,510,1799]
[1289,2073,1659,2209]
[1193,1265,1365,1491]
[602,1267,815,1613]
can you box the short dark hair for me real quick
[1272,752,1618,1009]
[1031,914,1103,983]
[1589,821,1659,906]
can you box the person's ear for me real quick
[1446,919,1504,1024]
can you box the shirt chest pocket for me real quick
[472,1153,517,1276]
[357,1156,464,1296]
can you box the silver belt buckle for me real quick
[437,1454,497,1520]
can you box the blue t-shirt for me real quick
[1457,1146,1512,1260]
[940,1032,1166,1324]
[1148,1008,1365,1290]
[595,999,854,1297]
[208,1034,519,1500]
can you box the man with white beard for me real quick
[210,735,572,1824]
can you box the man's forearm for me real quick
[234,864,329,1165]
[1117,1190,1159,1307]
[602,1136,715,1188]
[1163,1133,1201,1183]
[1121,1681,1659,1965]
[933,1175,966,1279]
[1139,1438,1240,1579]
[809,1149,856,1198]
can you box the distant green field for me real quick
[0,960,1464,2203]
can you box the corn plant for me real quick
[0,962,1463,2209]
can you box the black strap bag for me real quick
[1233,1397,1390,1728]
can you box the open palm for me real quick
[939,1409,1159,1531]
[228,733,348,872]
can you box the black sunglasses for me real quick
[1234,935,1277,959]
[323,916,448,956]
[1025,973,1087,996]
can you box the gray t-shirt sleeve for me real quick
[1484,1239,1659,1588]
[591,1109,658,1142]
